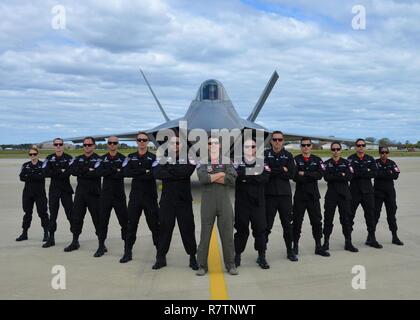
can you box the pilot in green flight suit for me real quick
[196,137,238,276]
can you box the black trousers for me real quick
[323,191,352,239]
[234,200,267,254]
[71,191,100,237]
[98,192,128,242]
[21,190,49,231]
[265,195,294,249]
[156,200,196,258]
[350,190,376,234]
[48,190,72,233]
[126,193,159,249]
[374,189,398,233]
[292,195,323,242]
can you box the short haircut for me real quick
[244,137,256,144]
[272,131,283,137]
[53,137,63,144]
[355,138,365,145]
[83,136,96,145]
[331,141,342,149]
[300,137,311,143]
[137,131,148,138]
[30,145,39,153]
[379,145,389,152]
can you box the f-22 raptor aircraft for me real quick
[64,70,354,145]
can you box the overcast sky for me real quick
[0,0,419,144]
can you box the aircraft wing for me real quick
[43,131,140,144]
[279,131,356,144]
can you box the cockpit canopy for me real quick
[195,80,230,101]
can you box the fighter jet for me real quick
[61,69,354,145]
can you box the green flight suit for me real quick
[197,159,237,270]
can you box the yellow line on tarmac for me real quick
[208,225,229,300]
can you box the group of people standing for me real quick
[17,131,403,276]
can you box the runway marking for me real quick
[208,226,229,300]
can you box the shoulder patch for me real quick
[42,160,48,169]
[122,158,129,167]
[152,160,159,167]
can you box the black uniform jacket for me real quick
[123,151,157,200]
[347,153,378,194]
[43,153,74,195]
[152,155,196,203]
[324,157,353,200]
[70,153,102,195]
[293,154,324,200]
[264,148,296,196]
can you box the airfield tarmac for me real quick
[0,158,419,300]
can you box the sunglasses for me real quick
[137,138,148,143]
[83,143,94,147]
[108,141,118,145]
[331,148,341,152]
[272,138,283,142]
[356,144,366,147]
[301,144,312,147]
[244,145,256,149]
[54,143,63,147]
[380,151,389,154]
[29,153,38,156]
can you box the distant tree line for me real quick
[364,137,420,149]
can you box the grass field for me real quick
[1,149,419,159]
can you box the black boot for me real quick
[16,230,28,242]
[345,239,359,252]
[315,239,330,257]
[42,233,55,248]
[365,232,383,249]
[189,255,199,270]
[64,235,80,252]
[94,239,107,257]
[287,249,298,262]
[392,232,404,246]
[119,246,133,263]
[256,251,270,269]
[234,253,241,267]
[322,237,330,251]
[152,256,167,270]
[43,229,49,242]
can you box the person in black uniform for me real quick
[152,135,198,270]
[264,131,298,261]
[292,137,329,257]
[16,146,49,242]
[64,137,102,252]
[120,132,159,263]
[322,142,358,253]
[234,138,270,269]
[374,146,403,245]
[42,138,73,248]
[348,138,382,249]
[94,136,128,257]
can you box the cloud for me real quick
[0,0,419,144]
